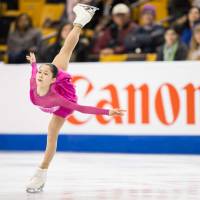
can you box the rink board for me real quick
[0,61,200,153]
[0,134,200,154]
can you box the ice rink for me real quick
[0,152,200,200]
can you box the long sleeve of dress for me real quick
[31,62,37,77]
[30,62,37,89]
[55,93,110,115]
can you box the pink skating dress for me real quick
[29,63,109,118]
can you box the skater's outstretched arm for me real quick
[55,93,126,116]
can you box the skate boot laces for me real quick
[77,3,99,16]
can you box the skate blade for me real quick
[78,3,99,11]
[26,184,44,193]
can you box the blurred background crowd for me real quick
[1,0,200,63]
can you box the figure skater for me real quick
[26,3,126,193]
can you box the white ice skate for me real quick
[73,3,99,27]
[26,167,47,193]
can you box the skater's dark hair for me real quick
[46,63,58,78]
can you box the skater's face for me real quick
[36,64,56,87]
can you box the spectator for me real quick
[40,23,73,62]
[157,28,188,61]
[92,3,137,56]
[180,7,200,45]
[188,24,200,60]
[125,4,165,53]
[7,13,42,63]
[89,0,133,32]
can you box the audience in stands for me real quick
[80,0,133,40]
[88,0,133,32]
[179,7,200,46]
[92,3,137,56]
[157,28,188,61]
[125,4,165,53]
[4,1,200,62]
[188,24,200,60]
[7,13,42,63]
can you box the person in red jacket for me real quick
[92,3,138,56]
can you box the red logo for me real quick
[67,76,199,126]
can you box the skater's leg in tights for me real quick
[39,115,65,169]
[26,115,65,192]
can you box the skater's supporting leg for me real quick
[40,115,65,169]
[26,115,65,193]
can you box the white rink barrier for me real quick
[0,61,200,153]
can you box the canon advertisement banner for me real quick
[0,61,199,135]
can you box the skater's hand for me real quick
[109,109,126,116]
[26,52,36,64]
